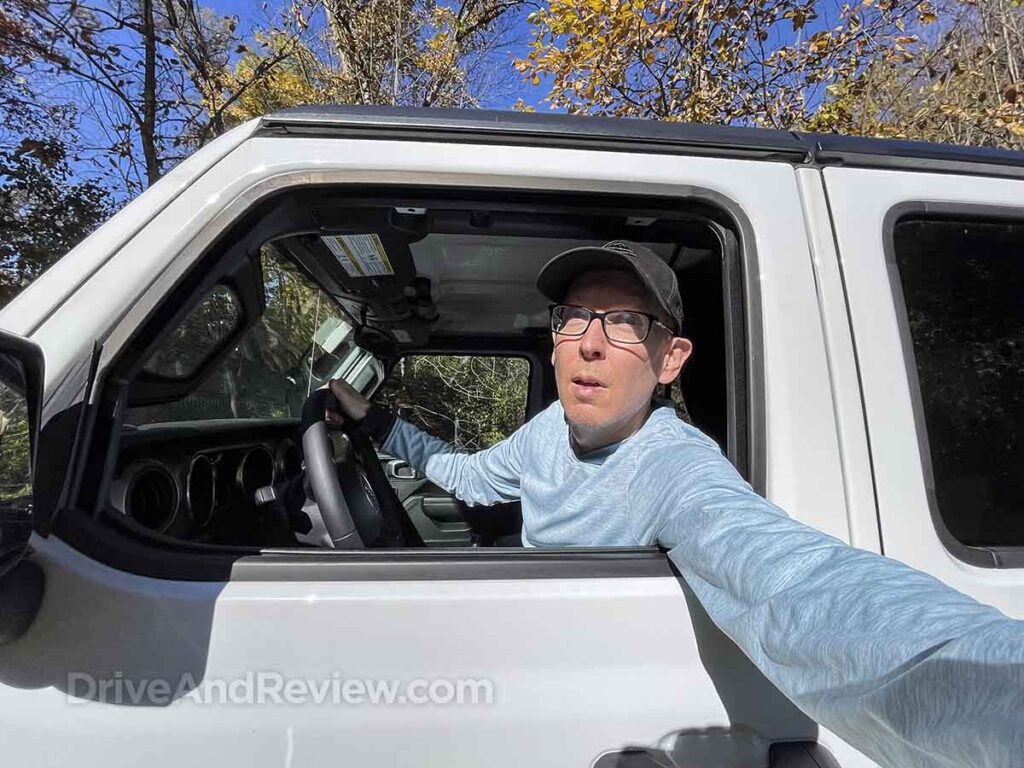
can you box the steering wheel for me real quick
[299,389,424,548]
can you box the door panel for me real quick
[380,452,474,546]
[824,166,1024,618]
[381,452,521,547]
[0,535,823,768]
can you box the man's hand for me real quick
[324,378,371,424]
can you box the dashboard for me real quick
[110,420,305,544]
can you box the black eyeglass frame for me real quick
[549,304,676,344]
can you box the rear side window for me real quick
[378,355,529,450]
[892,217,1024,549]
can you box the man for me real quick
[329,241,1023,768]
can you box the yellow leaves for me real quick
[917,1,938,24]
[783,7,816,32]
[517,0,1021,147]
[808,30,833,54]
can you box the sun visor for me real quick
[301,216,417,304]
[313,230,414,303]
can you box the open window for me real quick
[379,355,531,451]
[65,187,750,575]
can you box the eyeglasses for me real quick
[550,304,674,344]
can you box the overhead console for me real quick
[225,187,730,356]
[275,206,439,350]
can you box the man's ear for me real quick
[657,336,693,385]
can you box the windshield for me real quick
[126,246,369,426]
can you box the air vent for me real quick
[127,466,179,532]
[187,455,215,527]
[237,447,274,502]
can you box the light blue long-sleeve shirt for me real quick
[381,398,1024,768]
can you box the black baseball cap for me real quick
[536,240,684,333]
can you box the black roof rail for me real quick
[256,105,807,162]
[795,131,1024,178]
[256,105,1024,179]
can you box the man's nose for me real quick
[579,316,607,360]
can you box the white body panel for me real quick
[823,166,1024,619]
[1,537,731,766]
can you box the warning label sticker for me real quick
[320,234,395,278]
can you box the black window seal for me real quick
[51,506,678,581]
[256,105,807,163]
[882,201,1024,569]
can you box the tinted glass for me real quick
[378,356,529,450]
[893,217,1024,547]
[127,246,363,425]
[142,286,241,379]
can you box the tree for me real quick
[0,0,312,195]
[222,0,525,125]
[810,0,1024,148]
[158,0,313,145]
[378,355,529,450]
[0,137,111,307]
[0,3,114,307]
[516,0,938,129]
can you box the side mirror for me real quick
[0,329,44,580]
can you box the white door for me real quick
[824,166,1024,619]
[0,126,864,766]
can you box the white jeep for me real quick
[0,107,1022,767]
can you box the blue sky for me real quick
[202,0,552,110]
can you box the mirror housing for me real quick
[0,329,44,580]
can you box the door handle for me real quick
[386,459,419,480]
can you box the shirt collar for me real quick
[565,397,672,462]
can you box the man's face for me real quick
[551,269,692,449]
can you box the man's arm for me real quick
[378,409,529,506]
[327,378,528,506]
[648,445,1024,768]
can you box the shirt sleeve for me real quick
[380,414,531,506]
[649,445,1024,768]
